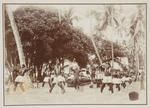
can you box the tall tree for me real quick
[128,5,146,89]
[94,6,120,68]
[5,6,93,71]
[6,5,26,66]
[129,5,145,71]
[87,10,103,65]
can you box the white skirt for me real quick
[15,75,24,83]
[57,76,65,82]
[51,76,65,84]
[95,74,103,79]
[52,77,58,83]
[102,76,112,83]
[124,77,131,81]
[112,78,121,84]
[121,77,126,82]
[43,77,50,82]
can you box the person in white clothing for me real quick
[101,71,113,93]
[49,73,66,94]
[42,71,51,87]
[42,63,52,87]
[49,60,66,94]
[121,74,127,88]
[95,68,104,88]
[14,64,27,92]
[112,73,122,91]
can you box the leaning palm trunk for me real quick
[111,42,114,68]
[6,6,33,92]
[91,37,102,65]
[130,5,145,89]
[89,11,102,65]
[6,6,26,66]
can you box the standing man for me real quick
[70,58,80,90]
[89,66,96,88]
[73,68,80,90]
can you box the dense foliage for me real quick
[5,6,94,68]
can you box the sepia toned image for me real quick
[3,3,147,105]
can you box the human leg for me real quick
[20,83,25,92]
[14,82,19,91]
[49,83,56,93]
[101,83,105,93]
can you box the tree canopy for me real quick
[5,6,94,68]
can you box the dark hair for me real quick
[86,71,90,74]
[22,64,25,68]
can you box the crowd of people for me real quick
[5,58,144,95]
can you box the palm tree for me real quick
[130,5,145,69]
[6,5,26,66]
[128,5,145,89]
[87,9,103,65]
[63,8,79,25]
[95,6,120,68]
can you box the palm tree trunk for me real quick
[89,11,102,65]
[91,37,102,65]
[6,6,26,66]
[140,51,146,90]
[111,42,114,68]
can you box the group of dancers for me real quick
[93,69,134,93]
[6,58,141,94]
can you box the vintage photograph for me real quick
[3,4,147,105]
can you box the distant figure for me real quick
[49,73,66,94]
[57,73,66,93]
[70,58,80,90]
[140,70,145,90]
[54,59,61,75]
[12,68,19,84]
[112,72,122,91]
[5,65,13,93]
[95,69,104,88]
[101,71,113,93]
[90,67,96,88]
[42,69,51,87]
[73,68,80,90]
[121,74,127,88]
[49,60,66,94]
[14,64,27,92]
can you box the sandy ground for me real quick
[4,81,146,105]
